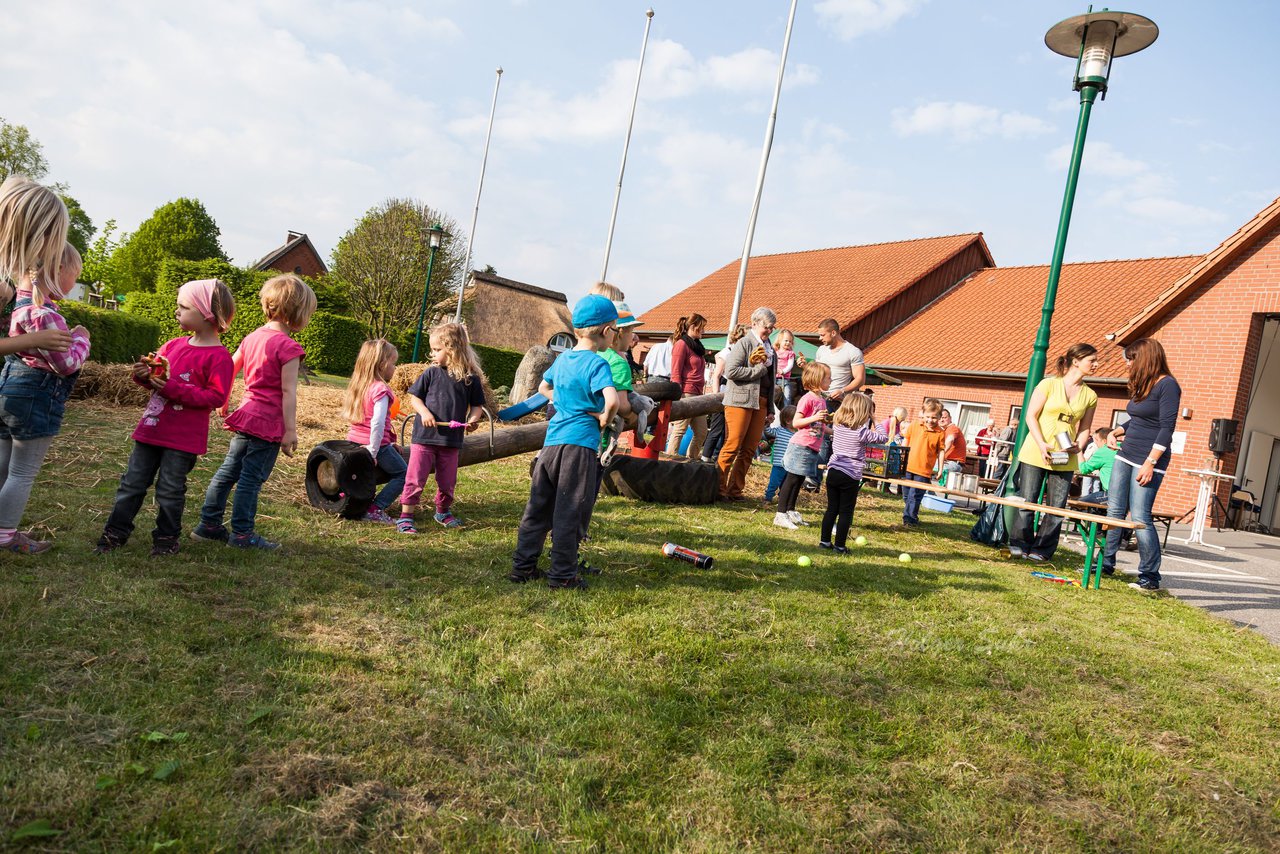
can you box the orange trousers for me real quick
[717,398,768,499]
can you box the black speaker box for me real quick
[1209,418,1238,454]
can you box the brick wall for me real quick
[266,242,327,278]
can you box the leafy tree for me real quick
[330,198,465,339]
[111,198,227,292]
[61,194,94,255]
[81,219,121,294]
[0,118,48,181]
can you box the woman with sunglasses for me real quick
[1101,339,1181,592]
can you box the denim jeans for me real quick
[1009,464,1074,559]
[372,444,408,511]
[200,432,281,536]
[104,441,198,543]
[901,472,932,523]
[1103,457,1165,586]
[764,464,787,500]
[0,356,77,440]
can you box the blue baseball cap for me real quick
[572,294,619,328]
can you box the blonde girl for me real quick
[96,279,236,556]
[0,176,92,554]
[194,274,316,551]
[773,328,803,408]
[343,339,406,524]
[398,322,486,533]
[775,361,831,529]
[821,392,887,552]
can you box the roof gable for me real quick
[1111,195,1280,343]
[639,233,992,333]
[864,255,1201,379]
[252,231,328,274]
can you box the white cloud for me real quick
[892,101,1054,141]
[1045,142,1225,229]
[816,0,928,41]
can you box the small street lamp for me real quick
[412,222,446,363]
[1010,9,1158,464]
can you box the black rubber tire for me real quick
[305,440,378,519]
[601,456,718,505]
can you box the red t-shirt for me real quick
[133,337,235,455]
[944,424,967,462]
[224,327,306,442]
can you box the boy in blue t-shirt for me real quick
[510,294,619,589]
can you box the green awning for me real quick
[697,336,901,386]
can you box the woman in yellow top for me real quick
[1009,342,1098,561]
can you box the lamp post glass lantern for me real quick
[1008,9,1157,476]
[413,223,446,364]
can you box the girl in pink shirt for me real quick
[342,339,407,524]
[193,274,316,551]
[96,279,236,556]
[775,361,831,529]
[0,175,92,554]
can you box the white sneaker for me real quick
[773,512,799,530]
[787,510,809,526]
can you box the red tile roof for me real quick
[1111,195,1280,343]
[864,255,1202,379]
[638,234,991,334]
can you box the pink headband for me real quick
[178,279,219,327]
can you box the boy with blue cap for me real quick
[510,294,619,589]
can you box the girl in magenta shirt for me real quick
[193,274,316,551]
[774,361,831,529]
[96,279,236,556]
[342,339,407,524]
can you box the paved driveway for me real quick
[1098,526,1280,644]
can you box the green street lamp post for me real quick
[412,223,446,363]
[1010,9,1158,467]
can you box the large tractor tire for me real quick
[305,440,403,519]
[601,456,718,505]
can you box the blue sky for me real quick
[7,1,1279,314]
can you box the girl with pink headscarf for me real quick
[95,278,236,556]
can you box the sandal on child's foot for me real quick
[396,517,418,534]
[434,512,463,528]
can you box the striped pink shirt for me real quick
[8,291,91,377]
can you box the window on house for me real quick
[936,399,992,445]
[548,332,576,353]
[1009,405,1023,427]
[1112,410,1130,429]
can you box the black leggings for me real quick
[779,472,805,514]
[821,469,863,547]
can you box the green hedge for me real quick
[129,259,367,374]
[474,343,523,390]
[296,312,366,374]
[60,302,160,364]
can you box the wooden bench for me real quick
[1067,499,1176,548]
[864,475,1144,589]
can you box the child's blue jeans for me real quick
[764,464,786,501]
[200,432,281,536]
[901,472,932,523]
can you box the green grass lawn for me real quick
[4,400,1280,850]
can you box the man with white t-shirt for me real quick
[811,318,865,488]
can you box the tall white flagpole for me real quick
[455,67,504,323]
[600,8,655,284]
[726,0,798,334]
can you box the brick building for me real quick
[636,234,994,352]
[866,197,1280,521]
[638,197,1280,523]
[251,231,328,278]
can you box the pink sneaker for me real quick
[363,507,394,525]
[2,532,52,554]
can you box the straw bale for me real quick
[70,362,153,408]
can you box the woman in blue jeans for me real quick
[1102,339,1181,591]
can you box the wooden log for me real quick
[457,391,723,467]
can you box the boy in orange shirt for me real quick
[900,398,947,526]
